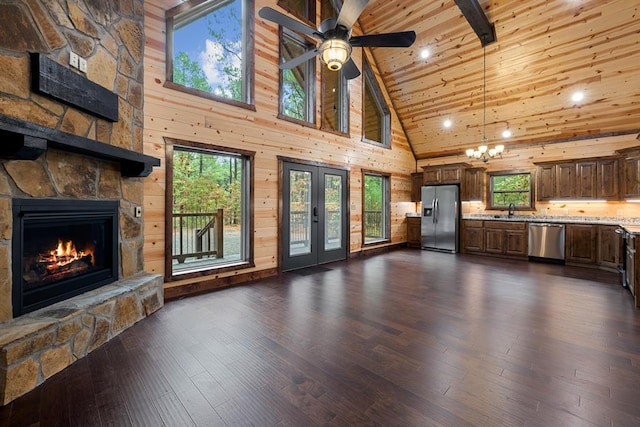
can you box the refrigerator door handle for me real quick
[434,198,439,224]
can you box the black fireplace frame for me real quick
[12,198,119,317]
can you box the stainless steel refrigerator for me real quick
[421,185,459,252]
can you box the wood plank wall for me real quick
[143,0,417,290]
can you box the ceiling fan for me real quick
[258,0,416,80]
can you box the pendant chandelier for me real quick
[466,36,504,163]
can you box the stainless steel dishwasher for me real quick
[528,223,565,262]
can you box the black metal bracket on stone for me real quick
[0,115,160,177]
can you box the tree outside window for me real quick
[280,30,315,123]
[363,173,390,243]
[167,141,253,277]
[167,0,253,105]
[489,172,533,209]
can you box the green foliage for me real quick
[364,175,383,210]
[491,173,531,207]
[173,52,212,92]
[173,150,243,224]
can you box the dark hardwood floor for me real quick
[2,250,640,426]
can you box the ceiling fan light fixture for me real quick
[319,39,352,71]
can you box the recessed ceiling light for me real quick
[420,48,430,59]
[502,129,512,138]
[443,119,452,128]
[571,91,585,102]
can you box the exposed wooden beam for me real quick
[454,0,496,46]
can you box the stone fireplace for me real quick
[0,0,162,405]
[12,198,119,317]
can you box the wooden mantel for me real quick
[0,115,160,177]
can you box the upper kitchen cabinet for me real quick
[535,157,619,201]
[462,167,485,202]
[617,147,640,198]
[410,172,423,202]
[422,163,469,185]
[537,164,556,201]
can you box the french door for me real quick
[282,162,348,271]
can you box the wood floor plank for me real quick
[2,249,640,426]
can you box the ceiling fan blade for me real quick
[336,0,369,29]
[342,58,361,80]
[258,7,322,39]
[350,31,417,48]
[279,49,319,70]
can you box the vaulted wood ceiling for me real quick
[358,0,640,159]
[151,0,639,160]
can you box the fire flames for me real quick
[48,239,95,269]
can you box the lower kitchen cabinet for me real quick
[566,224,598,264]
[485,221,528,257]
[462,220,527,258]
[462,220,484,253]
[407,217,421,248]
[598,225,622,269]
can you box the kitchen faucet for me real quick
[508,202,516,218]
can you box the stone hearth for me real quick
[0,272,162,405]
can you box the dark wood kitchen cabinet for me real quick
[597,225,622,269]
[484,221,527,258]
[410,172,423,202]
[422,163,469,185]
[462,167,485,202]
[618,148,640,198]
[597,159,619,200]
[536,164,556,201]
[565,224,597,264]
[407,217,421,248]
[462,220,484,253]
[536,157,619,201]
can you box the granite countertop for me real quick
[462,214,640,227]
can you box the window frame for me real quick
[278,0,316,24]
[362,59,391,147]
[487,170,535,210]
[362,170,391,246]
[278,27,317,126]
[321,66,350,135]
[165,0,256,111]
[164,137,255,281]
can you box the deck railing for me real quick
[172,209,224,263]
[364,210,383,238]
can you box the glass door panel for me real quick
[324,174,342,251]
[289,170,312,256]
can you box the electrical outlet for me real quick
[69,51,79,69]
[79,57,87,73]
[134,206,142,218]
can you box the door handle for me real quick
[434,199,439,224]
[313,207,318,223]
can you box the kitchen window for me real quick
[488,171,533,209]
[165,0,254,108]
[165,138,254,279]
[363,172,391,244]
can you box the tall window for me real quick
[279,29,316,123]
[322,66,349,134]
[166,0,254,106]
[166,139,253,278]
[363,60,390,146]
[488,172,533,209]
[363,172,390,244]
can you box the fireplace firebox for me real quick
[12,199,119,317]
